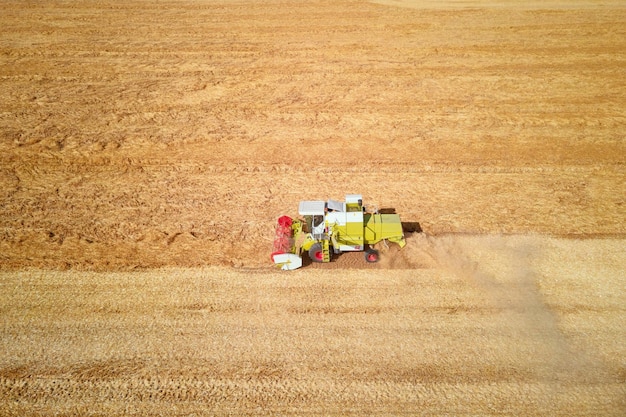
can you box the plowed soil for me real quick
[0,0,625,415]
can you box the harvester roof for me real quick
[299,201,325,216]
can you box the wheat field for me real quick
[1,0,625,415]
[1,236,625,415]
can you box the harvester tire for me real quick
[309,243,324,262]
[364,248,380,263]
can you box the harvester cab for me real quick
[271,194,406,270]
[298,200,326,237]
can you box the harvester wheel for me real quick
[309,243,324,262]
[364,248,380,263]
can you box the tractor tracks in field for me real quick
[4,147,624,175]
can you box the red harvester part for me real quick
[271,216,294,261]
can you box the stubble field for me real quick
[0,0,625,415]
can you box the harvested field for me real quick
[0,0,625,415]
[1,0,625,269]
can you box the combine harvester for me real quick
[271,194,406,270]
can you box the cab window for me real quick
[312,215,324,228]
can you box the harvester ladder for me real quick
[322,238,331,263]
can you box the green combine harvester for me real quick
[271,194,406,270]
